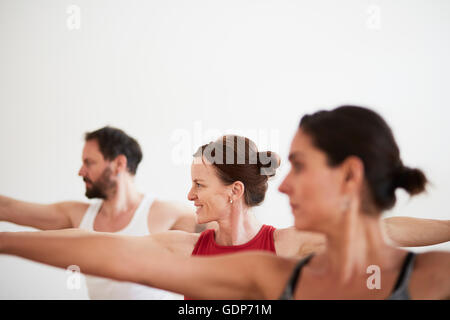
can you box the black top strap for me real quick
[392,252,415,291]
[278,254,314,300]
[279,251,417,300]
[388,251,416,300]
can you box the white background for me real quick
[0,0,449,299]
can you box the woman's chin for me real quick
[196,213,208,225]
[294,218,314,232]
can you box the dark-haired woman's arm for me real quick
[0,229,287,299]
[382,217,450,247]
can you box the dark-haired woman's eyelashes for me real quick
[291,162,303,173]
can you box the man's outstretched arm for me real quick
[0,194,87,230]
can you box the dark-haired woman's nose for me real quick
[278,177,291,195]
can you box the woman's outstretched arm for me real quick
[277,217,450,260]
[0,229,289,299]
[382,217,450,247]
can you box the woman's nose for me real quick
[187,187,197,201]
[278,176,290,195]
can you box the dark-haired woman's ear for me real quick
[341,156,365,195]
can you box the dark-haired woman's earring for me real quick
[229,199,233,204]
[340,197,350,212]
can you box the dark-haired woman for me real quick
[1,108,449,299]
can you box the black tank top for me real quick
[279,252,416,300]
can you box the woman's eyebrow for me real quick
[288,152,305,162]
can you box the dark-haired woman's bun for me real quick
[394,166,427,195]
[257,151,281,177]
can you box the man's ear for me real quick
[114,154,128,175]
[341,156,365,194]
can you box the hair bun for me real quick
[394,166,427,195]
[257,151,281,177]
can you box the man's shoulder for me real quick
[60,201,90,228]
[148,199,192,218]
[57,201,90,214]
[146,198,197,232]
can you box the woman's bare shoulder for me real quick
[415,251,450,272]
[274,227,325,240]
[410,251,450,299]
[274,227,326,257]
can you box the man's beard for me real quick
[84,167,117,199]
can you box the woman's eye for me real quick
[292,163,303,172]
[196,183,201,188]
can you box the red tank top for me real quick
[185,224,277,300]
[192,224,277,256]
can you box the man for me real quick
[0,126,205,299]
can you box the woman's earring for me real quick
[229,199,233,204]
[341,196,350,212]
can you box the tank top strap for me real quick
[260,224,277,253]
[278,253,314,300]
[117,193,155,236]
[388,251,416,300]
[191,229,215,255]
[139,193,156,234]
[78,200,102,230]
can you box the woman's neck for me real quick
[310,210,403,284]
[214,205,263,246]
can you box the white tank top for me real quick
[78,194,180,300]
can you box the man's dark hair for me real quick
[85,126,143,175]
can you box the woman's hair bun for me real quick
[393,165,427,195]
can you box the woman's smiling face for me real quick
[187,157,233,224]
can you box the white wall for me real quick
[0,0,449,299]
